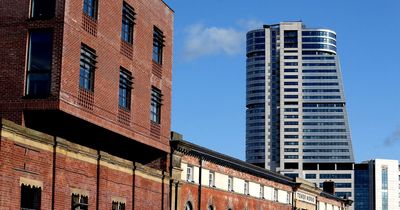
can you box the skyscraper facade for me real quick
[246,22,354,199]
[354,159,400,210]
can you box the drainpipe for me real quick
[198,158,203,210]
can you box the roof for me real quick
[170,132,352,206]
[170,137,296,186]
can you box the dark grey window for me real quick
[152,27,165,64]
[284,30,298,48]
[79,44,96,91]
[26,30,53,97]
[320,174,351,179]
[31,0,55,19]
[112,201,126,210]
[119,68,133,110]
[150,87,162,123]
[83,0,97,19]
[121,2,135,44]
[305,174,316,179]
[71,193,88,210]
[21,184,41,210]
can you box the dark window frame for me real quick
[112,201,126,210]
[152,27,165,64]
[83,0,98,19]
[121,2,135,44]
[79,44,97,92]
[20,184,41,210]
[71,193,88,210]
[30,0,56,19]
[25,29,53,98]
[150,87,162,124]
[119,67,133,110]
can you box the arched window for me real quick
[185,202,193,210]
[208,205,214,210]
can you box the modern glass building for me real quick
[354,159,400,210]
[246,21,354,200]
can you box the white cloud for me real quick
[182,24,244,60]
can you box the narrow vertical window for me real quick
[228,176,233,191]
[72,193,88,210]
[20,184,41,210]
[119,68,133,110]
[31,0,55,19]
[150,87,162,123]
[244,181,249,195]
[382,166,388,210]
[112,201,126,210]
[152,27,165,64]
[83,0,97,19]
[259,185,264,198]
[26,30,53,97]
[208,171,215,187]
[186,166,193,182]
[121,2,135,44]
[79,44,96,91]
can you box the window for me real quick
[119,68,133,109]
[208,205,214,210]
[284,155,298,159]
[186,165,193,182]
[21,184,41,210]
[83,0,97,19]
[382,166,388,190]
[30,0,55,19]
[79,44,96,91]
[185,202,193,210]
[244,181,249,195]
[26,30,53,97]
[274,188,278,201]
[121,2,135,44]
[71,193,88,210]
[260,185,264,198]
[228,176,233,191]
[209,171,215,187]
[150,87,162,123]
[112,201,126,210]
[305,174,316,179]
[320,174,351,179]
[152,27,165,64]
[284,30,298,48]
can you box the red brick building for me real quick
[0,0,352,209]
[0,120,352,210]
[170,133,352,210]
[0,0,173,166]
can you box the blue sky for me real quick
[164,0,400,162]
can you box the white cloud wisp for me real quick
[183,24,244,60]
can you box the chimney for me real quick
[322,180,335,195]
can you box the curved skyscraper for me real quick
[246,22,354,200]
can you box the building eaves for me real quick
[161,0,174,13]
[170,139,295,186]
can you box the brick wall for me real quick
[0,119,169,209]
[0,0,173,153]
[170,139,351,210]
[177,155,293,210]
